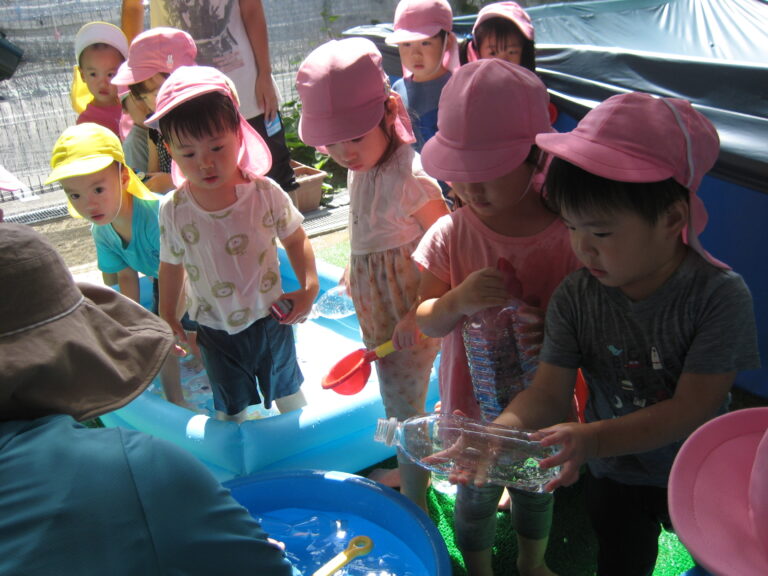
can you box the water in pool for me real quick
[258,507,429,575]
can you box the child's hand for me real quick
[532,422,599,491]
[453,267,510,317]
[392,310,422,350]
[279,288,317,324]
[161,314,188,344]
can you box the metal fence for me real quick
[0,0,401,202]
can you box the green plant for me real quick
[281,99,347,206]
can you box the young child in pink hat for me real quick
[146,65,319,423]
[296,37,450,512]
[112,27,198,194]
[465,2,535,70]
[386,0,459,153]
[414,58,581,576]
[489,92,760,575]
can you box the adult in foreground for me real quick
[0,223,298,575]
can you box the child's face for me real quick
[134,74,166,112]
[166,128,242,193]
[562,206,684,301]
[398,34,446,82]
[325,124,391,173]
[79,46,124,106]
[61,163,127,225]
[451,162,534,218]
[478,34,523,65]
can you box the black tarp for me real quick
[345,0,768,193]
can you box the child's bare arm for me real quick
[416,267,510,337]
[413,196,450,232]
[117,267,141,304]
[158,261,187,341]
[279,226,319,323]
[536,370,735,490]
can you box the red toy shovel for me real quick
[321,340,397,395]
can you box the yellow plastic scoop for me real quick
[312,535,373,576]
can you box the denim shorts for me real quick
[195,315,303,415]
[454,483,554,550]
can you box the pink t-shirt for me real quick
[77,103,123,137]
[412,206,582,420]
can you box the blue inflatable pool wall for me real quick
[100,253,442,482]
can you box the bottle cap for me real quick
[373,417,399,446]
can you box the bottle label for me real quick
[265,115,282,137]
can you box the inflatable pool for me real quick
[225,469,452,575]
[100,252,442,482]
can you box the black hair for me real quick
[158,91,240,146]
[373,97,403,169]
[471,17,535,72]
[129,72,170,99]
[544,157,690,226]
[77,42,124,68]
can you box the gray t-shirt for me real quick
[541,249,760,486]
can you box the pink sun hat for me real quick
[112,27,197,86]
[536,92,726,268]
[296,37,415,149]
[386,0,460,77]
[144,65,271,184]
[669,407,768,576]
[467,2,534,62]
[421,58,551,183]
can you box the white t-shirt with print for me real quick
[159,178,303,334]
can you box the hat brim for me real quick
[298,101,384,148]
[45,155,114,185]
[112,64,153,87]
[74,22,129,60]
[669,408,768,576]
[386,26,443,45]
[0,283,173,422]
[536,132,674,184]
[422,133,531,183]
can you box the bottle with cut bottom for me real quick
[374,412,560,493]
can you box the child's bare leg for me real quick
[275,390,307,413]
[215,408,248,423]
[462,549,493,576]
[397,453,430,513]
[159,353,188,408]
[517,535,557,576]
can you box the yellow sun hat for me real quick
[46,123,158,217]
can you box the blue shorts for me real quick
[195,315,303,415]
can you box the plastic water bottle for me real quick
[374,413,559,493]
[308,285,356,320]
[462,260,539,421]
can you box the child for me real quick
[296,38,449,511]
[45,122,189,409]
[112,27,198,194]
[119,87,150,175]
[72,21,129,136]
[465,2,535,70]
[492,92,760,575]
[414,59,580,576]
[386,0,459,152]
[146,65,318,423]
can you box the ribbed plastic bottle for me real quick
[308,285,356,320]
[374,412,559,493]
[462,259,539,421]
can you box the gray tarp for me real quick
[346,0,768,193]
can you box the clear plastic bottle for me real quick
[308,285,356,320]
[462,262,539,421]
[374,413,559,493]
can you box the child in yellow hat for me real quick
[46,122,192,409]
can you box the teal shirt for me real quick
[92,196,161,278]
[0,415,299,575]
